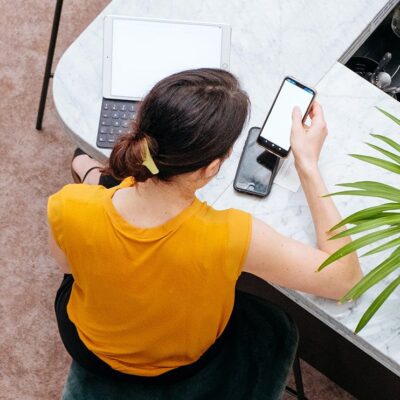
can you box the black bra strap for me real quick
[82,166,101,183]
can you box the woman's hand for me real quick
[290,101,328,174]
[244,101,362,301]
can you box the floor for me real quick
[0,1,355,398]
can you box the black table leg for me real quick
[36,0,64,130]
[292,353,308,399]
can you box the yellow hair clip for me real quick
[142,140,159,175]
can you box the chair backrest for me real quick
[62,290,299,400]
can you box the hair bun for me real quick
[129,123,145,142]
[104,130,158,182]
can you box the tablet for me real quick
[103,15,231,101]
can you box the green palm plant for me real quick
[318,107,400,333]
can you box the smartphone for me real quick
[234,127,279,197]
[257,76,316,158]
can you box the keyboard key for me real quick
[99,101,139,147]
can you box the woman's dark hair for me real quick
[104,68,250,182]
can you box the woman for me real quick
[48,68,362,381]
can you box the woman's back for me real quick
[49,68,362,383]
[48,177,251,376]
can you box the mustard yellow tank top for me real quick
[48,177,252,376]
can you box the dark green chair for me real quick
[62,290,306,400]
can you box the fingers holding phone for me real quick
[257,77,316,158]
[236,76,322,198]
[290,101,328,173]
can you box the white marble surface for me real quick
[53,0,389,163]
[52,0,400,376]
[213,62,400,376]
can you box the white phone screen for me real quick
[259,78,314,151]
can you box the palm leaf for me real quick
[318,226,400,271]
[329,215,400,239]
[366,143,400,164]
[376,107,400,126]
[349,154,400,174]
[336,181,400,200]
[336,181,400,195]
[329,203,400,232]
[362,237,400,257]
[371,134,400,154]
[341,248,400,302]
[350,218,387,226]
[354,275,400,333]
[325,108,400,332]
[325,189,400,203]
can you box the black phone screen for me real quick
[234,127,279,197]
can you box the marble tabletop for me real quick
[211,62,400,377]
[53,0,390,161]
[53,0,400,377]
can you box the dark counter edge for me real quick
[237,272,400,400]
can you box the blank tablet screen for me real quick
[111,19,223,99]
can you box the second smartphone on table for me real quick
[233,127,279,197]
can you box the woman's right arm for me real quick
[242,102,363,300]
